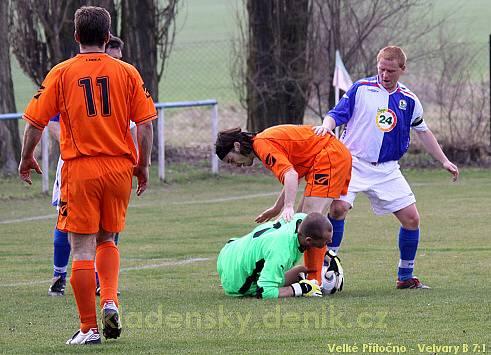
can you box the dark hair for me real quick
[74,6,111,47]
[215,127,256,160]
[299,213,332,241]
[107,34,124,50]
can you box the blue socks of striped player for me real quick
[53,228,70,279]
[398,227,419,281]
[325,216,345,264]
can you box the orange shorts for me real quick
[304,138,352,198]
[57,156,133,234]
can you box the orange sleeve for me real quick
[23,67,61,130]
[128,66,157,125]
[253,138,294,184]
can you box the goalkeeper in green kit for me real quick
[217,212,334,299]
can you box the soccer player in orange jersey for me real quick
[215,125,352,291]
[19,6,156,345]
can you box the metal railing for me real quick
[0,99,219,193]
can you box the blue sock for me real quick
[114,233,119,246]
[398,227,419,281]
[325,216,345,265]
[53,228,70,279]
[95,270,100,288]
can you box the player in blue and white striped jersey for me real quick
[314,46,459,289]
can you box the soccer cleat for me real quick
[396,277,430,289]
[101,301,122,339]
[48,276,66,296]
[66,328,101,345]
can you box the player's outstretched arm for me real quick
[255,188,285,223]
[312,114,336,136]
[279,169,299,222]
[415,129,459,181]
[19,123,43,185]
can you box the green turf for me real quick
[0,167,490,353]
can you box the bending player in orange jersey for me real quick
[215,125,352,289]
[19,6,156,345]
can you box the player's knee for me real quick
[96,230,116,245]
[401,212,420,229]
[329,201,350,220]
[70,234,96,260]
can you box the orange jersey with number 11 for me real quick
[23,52,157,164]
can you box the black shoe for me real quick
[48,276,66,296]
[96,286,121,296]
[101,301,122,339]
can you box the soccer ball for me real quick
[321,250,344,295]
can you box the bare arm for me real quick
[47,120,60,142]
[278,286,295,297]
[312,114,337,136]
[133,122,154,195]
[415,129,459,181]
[281,169,299,221]
[130,126,138,150]
[19,123,44,185]
[255,188,285,223]
[137,122,153,167]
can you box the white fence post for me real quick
[158,108,165,182]
[211,103,219,174]
[41,128,49,194]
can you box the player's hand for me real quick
[133,165,149,196]
[278,206,295,222]
[312,125,334,137]
[18,156,43,185]
[291,279,322,297]
[255,205,281,223]
[443,160,459,182]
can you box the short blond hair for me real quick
[377,46,407,68]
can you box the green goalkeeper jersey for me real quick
[217,213,306,299]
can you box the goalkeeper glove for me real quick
[291,278,322,297]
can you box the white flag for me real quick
[332,50,352,92]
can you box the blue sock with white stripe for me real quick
[398,227,419,281]
[325,216,345,265]
[53,228,70,279]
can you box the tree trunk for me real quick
[0,0,21,175]
[121,0,159,159]
[246,0,311,132]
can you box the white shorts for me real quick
[51,157,64,208]
[338,156,416,215]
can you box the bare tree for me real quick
[9,0,87,168]
[10,0,82,86]
[237,0,312,132]
[0,0,21,174]
[415,26,490,162]
[121,0,179,156]
[233,0,443,130]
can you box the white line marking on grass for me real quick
[0,192,277,224]
[0,257,211,287]
[0,214,57,225]
[121,257,210,271]
[131,191,277,208]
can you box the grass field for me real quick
[0,166,490,353]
